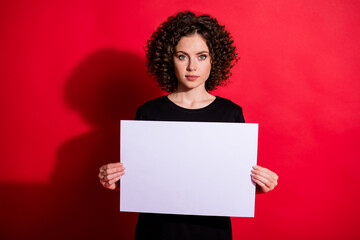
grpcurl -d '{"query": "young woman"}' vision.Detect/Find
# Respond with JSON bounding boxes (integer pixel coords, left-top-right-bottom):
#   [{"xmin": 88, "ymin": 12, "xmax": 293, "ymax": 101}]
[{"xmin": 98, "ymin": 11, "xmax": 278, "ymax": 240}]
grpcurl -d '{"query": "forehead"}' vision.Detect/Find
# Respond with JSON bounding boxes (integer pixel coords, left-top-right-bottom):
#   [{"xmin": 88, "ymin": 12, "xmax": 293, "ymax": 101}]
[{"xmin": 175, "ymin": 34, "xmax": 209, "ymax": 52}]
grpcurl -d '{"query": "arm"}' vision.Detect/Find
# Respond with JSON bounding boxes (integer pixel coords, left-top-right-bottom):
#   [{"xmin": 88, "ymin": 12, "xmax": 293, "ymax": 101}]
[{"xmin": 251, "ymin": 165, "xmax": 278, "ymax": 193}]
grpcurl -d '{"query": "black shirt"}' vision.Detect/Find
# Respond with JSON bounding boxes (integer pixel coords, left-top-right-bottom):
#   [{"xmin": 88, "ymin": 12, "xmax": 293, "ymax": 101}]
[{"xmin": 134, "ymin": 96, "xmax": 245, "ymax": 240}]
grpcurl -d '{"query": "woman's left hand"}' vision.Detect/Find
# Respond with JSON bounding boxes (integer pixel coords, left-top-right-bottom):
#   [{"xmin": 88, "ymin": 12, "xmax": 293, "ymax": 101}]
[{"xmin": 251, "ymin": 165, "xmax": 278, "ymax": 193}]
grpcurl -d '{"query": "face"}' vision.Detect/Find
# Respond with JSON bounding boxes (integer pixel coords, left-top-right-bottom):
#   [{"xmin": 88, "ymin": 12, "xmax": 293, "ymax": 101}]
[{"xmin": 173, "ymin": 34, "xmax": 211, "ymax": 91}]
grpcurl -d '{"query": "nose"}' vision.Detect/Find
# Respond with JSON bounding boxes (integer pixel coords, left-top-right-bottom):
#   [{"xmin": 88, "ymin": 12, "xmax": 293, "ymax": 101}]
[{"xmin": 186, "ymin": 58, "xmax": 196, "ymax": 71}]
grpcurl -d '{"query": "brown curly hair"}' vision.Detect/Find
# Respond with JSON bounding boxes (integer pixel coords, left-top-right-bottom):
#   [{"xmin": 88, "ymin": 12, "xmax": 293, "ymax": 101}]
[{"xmin": 146, "ymin": 11, "xmax": 239, "ymax": 92}]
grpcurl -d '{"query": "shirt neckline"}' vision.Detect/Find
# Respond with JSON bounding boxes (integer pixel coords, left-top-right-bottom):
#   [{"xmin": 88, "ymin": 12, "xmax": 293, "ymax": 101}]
[{"xmin": 164, "ymin": 95, "xmax": 218, "ymax": 112}]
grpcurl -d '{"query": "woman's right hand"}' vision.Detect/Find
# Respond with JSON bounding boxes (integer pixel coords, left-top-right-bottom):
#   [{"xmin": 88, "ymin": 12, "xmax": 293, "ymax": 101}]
[{"xmin": 98, "ymin": 162, "xmax": 125, "ymax": 190}]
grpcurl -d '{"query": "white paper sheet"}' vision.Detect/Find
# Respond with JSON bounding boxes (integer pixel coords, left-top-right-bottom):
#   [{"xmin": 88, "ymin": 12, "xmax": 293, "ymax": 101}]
[{"xmin": 120, "ymin": 120, "xmax": 258, "ymax": 217}]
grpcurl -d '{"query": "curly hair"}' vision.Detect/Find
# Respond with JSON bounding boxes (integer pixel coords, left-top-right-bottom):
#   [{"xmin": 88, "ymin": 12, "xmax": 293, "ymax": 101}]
[{"xmin": 146, "ymin": 11, "xmax": 239, "ymax": 92}]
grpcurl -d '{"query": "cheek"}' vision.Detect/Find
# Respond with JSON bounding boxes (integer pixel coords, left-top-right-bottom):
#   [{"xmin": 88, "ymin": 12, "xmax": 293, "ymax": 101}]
[
  {"xmin": 174, "ymin": 61, "xmax": 186, "ymax": 73},
  {"xmin": 173, "ymin": 63, "xmax": 179, "ymax": 71},
  {"xmin": 173, "ymin": 62, "xmax": 182, "ymax": 79},
  {"xmin": 204, "ymin": 61, "xmax": 212, "ymax": 76}
]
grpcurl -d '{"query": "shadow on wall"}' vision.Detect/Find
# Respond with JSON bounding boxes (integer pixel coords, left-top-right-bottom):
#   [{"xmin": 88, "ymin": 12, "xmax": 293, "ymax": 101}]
[
  {"xmin": 0, "ymin": 49, "xmax": 162, "ymax": 240},
  {"xmin": 47, "ymin": 49, "xmax": 162, "ymax": 239}
]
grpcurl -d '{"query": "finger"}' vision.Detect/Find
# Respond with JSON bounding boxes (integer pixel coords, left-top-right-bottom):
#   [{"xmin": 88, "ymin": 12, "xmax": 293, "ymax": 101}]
[
  {"xmin": 100, "ymin": 179, "xmax": 108, "ymax": 187},
  {"xmin": 251, "ymin": 173, "xmax": 275, "ymax": 190},
  {"xmin": 100, "ymin": 179, "xmax": 117, "ymax": 190},
  {"xmin": 251, "ymin": 177, "xmax": 270, "ymax": 192},
  {"xmin": 99, "ymin": 166, "xmax": 125, "ymax": 176},
  {"xmin": 251, "ymin": 169, "xmax": 278, "ymax": 186},
  {"xmin": 99, "ymin": 163, "xmax": 123, "ymax": 172},
  {"xmin": 99, "ymin": 164, "xmax": 108, "ymax": 172},
  {"xmin": 104, "ymin": 182, "xmax": 117, "ymax": 190},
  {"xmin": 253, "ymin": 165, "xmax": 273, "ymax": 174},
  {"xmin": 108, "ymin": 174, "xmax": 124, "ymax": 185},
  {"xmin": 104, "ymin": 166, "xmax": 125, "ymax": 175},
  {"xmin": 251, "ymin": 169, "xmax": 272, "ymax": 180},
  {"xmin": 107, "ymin": 162, "xmax": 124, "ymax": 169},
  {"xmin": 98, "ymin": 168, "xmax": 124, "ymax": 184},
  {"xmin": 99, "ymin": 168, "xmax": 125, "ymax": 179},
  {"xmin": 253, "ymin": 165, "xmax": 279, "ymax": 180},
  {"xmin": 100, "ymin": 171, "xmax": 125, "ymax": 186},
  {"xmin": 102, "ymin": 171, "xmax": 125, "ymax": 181}
]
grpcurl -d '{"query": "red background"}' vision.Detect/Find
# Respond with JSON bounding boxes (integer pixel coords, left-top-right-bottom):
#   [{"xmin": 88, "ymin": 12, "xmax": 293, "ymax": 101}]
[{"xmin": 1, "ymin": 0, "xmax": 359, "ymax": 239}]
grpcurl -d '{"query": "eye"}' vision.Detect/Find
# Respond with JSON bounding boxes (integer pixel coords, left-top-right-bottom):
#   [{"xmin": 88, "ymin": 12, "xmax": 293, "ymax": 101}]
[
  {"xmin": 177, "ymin": 55, "xmax": 188, "ymax": 60},
  {"xmin": 198, "ymin": 54, "xmax": 207, "ymax": 60}
]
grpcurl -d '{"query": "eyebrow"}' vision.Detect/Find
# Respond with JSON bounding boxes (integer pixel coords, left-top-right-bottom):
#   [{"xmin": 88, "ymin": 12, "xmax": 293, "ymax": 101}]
[{"xmin": 175, "ymin": 51, "xmax": 209, "ymax": 55}]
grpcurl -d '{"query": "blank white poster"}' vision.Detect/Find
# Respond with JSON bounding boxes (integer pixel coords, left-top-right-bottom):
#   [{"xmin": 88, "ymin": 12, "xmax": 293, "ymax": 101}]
[{"xmin": 120, "ymin": 120, "xmax": 258, "ymax": 217}]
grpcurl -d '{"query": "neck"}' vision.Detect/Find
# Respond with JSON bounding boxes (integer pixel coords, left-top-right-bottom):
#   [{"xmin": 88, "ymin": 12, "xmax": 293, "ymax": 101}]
[
  {"xmin": 172, "ymin": 88, "xmax": 210, "ymax": 101},
  {"xmin": 168, "ymin": 87, "xmax": 215, "ymax": 109}
]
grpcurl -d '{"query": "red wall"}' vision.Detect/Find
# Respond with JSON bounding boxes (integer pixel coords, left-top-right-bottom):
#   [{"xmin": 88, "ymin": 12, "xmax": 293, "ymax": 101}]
[{"xmin": 1, "ymin": 1, "xmax": 359, "ymax": 239}]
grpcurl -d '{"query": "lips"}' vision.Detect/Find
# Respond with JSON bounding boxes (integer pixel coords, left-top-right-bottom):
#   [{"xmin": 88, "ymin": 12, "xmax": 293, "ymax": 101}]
[{"xmin": 185, "ymin": 75, "xmax": 199, "ymax": 81}]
